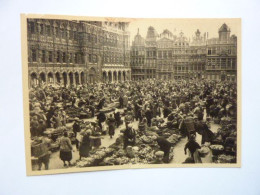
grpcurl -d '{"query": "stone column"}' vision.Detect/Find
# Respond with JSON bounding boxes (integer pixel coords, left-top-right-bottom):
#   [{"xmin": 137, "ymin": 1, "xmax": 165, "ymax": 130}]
[{"xmin": 78, "ymin": 73, "xmax": 81, "ymax": 85}]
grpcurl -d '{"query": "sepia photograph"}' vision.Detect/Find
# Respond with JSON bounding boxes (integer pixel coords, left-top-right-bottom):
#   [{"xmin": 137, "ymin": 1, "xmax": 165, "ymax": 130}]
[{"xmin": 21, "ymin": 15, "xmax": 241, "ymax": 175}]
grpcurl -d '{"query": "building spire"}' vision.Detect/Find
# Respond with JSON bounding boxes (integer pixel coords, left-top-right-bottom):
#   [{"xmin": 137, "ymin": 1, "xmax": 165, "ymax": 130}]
[{"xmin": 137, "ymin": 28, "xmax": 139, "ymax": 35}]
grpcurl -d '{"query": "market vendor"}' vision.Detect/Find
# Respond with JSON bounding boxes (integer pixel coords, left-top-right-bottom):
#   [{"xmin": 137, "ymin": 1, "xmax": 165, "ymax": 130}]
[
  {"xmin": 97, "ymin": 110, "xmax": 106, "ymax": 132},
  {"xmin": 37, "ymin": 134, "xmax": 51, "ymax": 170},
  {"xmin": 114, "ymin": 109, "xmax": 121, "ymax": 128},
  {"xmin": 184, "ymin": 134, "xmax": 202, "ymax": 163},
  {"xmin": 59, "ymin": 131, "xmax": 74, "ymax": 167},
  {"xmin": 79, "ymin": 130, "xmax": 92, "ymax": 160},
  {"xmin": 123, "ymin": 124, "xmax": 136, "ymax": 149},
  {"xmin": 156, "ymin": 136, "xmax": 173, "ymax": 163},
  {"xmin": 107, "ymin": 114, "xmax": 116, "ymax": 139},
  {"xmin": 50, "ymin": 111, "xmax": 62, "ymax": 129},
  {"xmin": 125, "ymin": 110, "xmax": 134, "ymax": 129},
  {"xmin": 30, "ymin": 115, "xmax": 39, "ymax": 137},
  {"xmin": 73, "ymin": 118, "xmax": 81, "ymax": 150}
]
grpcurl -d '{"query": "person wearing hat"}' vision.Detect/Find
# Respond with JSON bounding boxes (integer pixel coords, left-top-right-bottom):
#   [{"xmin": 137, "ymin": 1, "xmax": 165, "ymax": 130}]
[
  {"xmin": 79, "ymin": 130, "xmax": 92, "ymax": 160},
  {"xmin": 59, "ymin": 131, "xmax": 73, "ymax": 167},
  {"xmin": 50, "ymin": 111, "xmax": 62, "ymax": 129},
  {"xmin": 156, "ymin": 136, "xmax": 173, "ymax": 163},
  {"xmin": 114, "ymin": 109, "xmax": 121, "ymax": 128},
  {"xmin": 30, "ymin": 115, "xmax": 39, "ymax": 137},
  {"xmin": 123, "ymin": 124, "xmax": 136, "ymax": 149},
  {"xmin": 106, "ymin": 114, "xmax": 116, "ymax": 139},
  {"xmin": 97, "ymin": 110, "xmax": 106, "ymax": 133},
  {"xmin": 73, "ymin": 118, "xmax": 81, "ymax": 150},
  {"xmin": 38, "ymin": 119, "xmax": 47, "ymax": 136},
  {"xmin": 124, "ymin": 110, "xmax": 134, "ymax": 129},
  {"xmin": 145, "ymin": 108, "xmax": 153, "ymax": 127},
  {"xmin": 37, "ymin": 134, "xmax": 51, "ymax": 170}
]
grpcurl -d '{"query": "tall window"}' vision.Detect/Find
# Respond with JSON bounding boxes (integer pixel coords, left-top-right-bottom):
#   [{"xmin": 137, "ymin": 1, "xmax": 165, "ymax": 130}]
[
  {"xmin": 32, "ymin": 49, "xmax": 36, "ymax": 62},
  {"xmin": 55, "ymin": 27, "xmax": 59, "ymax": 36},
  {"xmin": 42, "ymin": 50, "xmax": 46, "ymax": 63},
  {"xmin": 208, "ymin": 49, "xmax": 212, "ymax": 55},
  {"xmin": 46, "ymin": 25, "xmax": 51, "ymax": 36},
  {"xmin": 74, "ymin": 54, "xmax": 77, "ymax": 63},
  {"xmin": 56, "ymin": 51, "xmax": 60, "ymax": 63},
  {"xmin": 78, "ymin": 54, "xmax": 82, "ymax": 64},
  {"xmin": 29, "ymin": 22, "xmax": 35, "ymax": 34},
  {"xmin": 158, "ymin": 51, "xmax": 162, "ymax": 58},
  {"xmin": 40, "ymin": 24, "xmax": 44, "ymax": 35},
  {"xmin": 73, "ymin": 31, "xmax": 77, "ymax": 40},
  {"xmin": 60, "ymin": 29, "xmax": 64, "ymax": 39},
  {"xmin": 62, "ymin": 52, "xmax": 66, "ymax": 63},
  {"xmin": 163, "ymin": 51, "xmax": 167, "ymax": 59},
  {"xmin": 70, "ymin": 53, "xmax": 73, "ymax": 63},
  {"xmin": 69, "ymin": 30, "xmax": 73, "ymax": 39},
  {"xmin": 168, "ymin": 51, "xmax": 172, "ymax": 58},
  {"xmin": 48, "ymin": 51, "xmax": 53, "ymax": 62}
]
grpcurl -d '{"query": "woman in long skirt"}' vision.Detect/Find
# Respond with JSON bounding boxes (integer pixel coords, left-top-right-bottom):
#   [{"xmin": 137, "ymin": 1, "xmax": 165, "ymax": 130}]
[
  {"xmin": 59, "ymin": 131, "xmax": 73, "ymax": 167},
  {"xmin": 79, "ymin": 130, "xmax": 92, "ymax": 160}
]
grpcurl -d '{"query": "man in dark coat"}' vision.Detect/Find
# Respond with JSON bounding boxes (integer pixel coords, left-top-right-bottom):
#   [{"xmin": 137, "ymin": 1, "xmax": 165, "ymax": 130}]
[
  {"xmin": 123, "ymin": 124, "xmax": 136, "ymax": 149},
  {"xmin": 119, "ymin": 96, "xmax": 124, "ymax": 108},
  {"xmin": 107, "ymin": 114, "xmax": 116, "ymax": 138},
  {"xmin": 201, "ymin": 124, "xmax": 214, "ymax": 145},
  {"xmin": 156, "ymin": 136, "xmax": 173, "ymax": 163},
  {"xmin": 114, "ymin": 109, "xmax": 121, "ymax": 127},
  {"xmin": 73, "ymin": 119, "xmax": 81, "ymax": 150},
  {"xmin": 97, "ymin": 111, "xmax": 106, "ymax": 131},
  {"xmin": 145, "ymin": 108, "xmax": 153, "ymax": 127},
  {"xmin": 184, "ymin": 134, "xmax": 201, "ymax": 163}
]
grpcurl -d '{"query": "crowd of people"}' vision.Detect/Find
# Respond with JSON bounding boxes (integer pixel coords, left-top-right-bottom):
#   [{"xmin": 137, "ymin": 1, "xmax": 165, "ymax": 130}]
[{"xmin": 29, "ymin": 78, "xmax": 237, "ymax": 170}]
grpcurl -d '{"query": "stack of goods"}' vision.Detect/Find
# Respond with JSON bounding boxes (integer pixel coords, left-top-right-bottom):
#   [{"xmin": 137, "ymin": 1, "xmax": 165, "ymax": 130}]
[
  {"xmin": 167, "ymin": 134, "xmax": 182, "ymax": 145},
  {"xmin": 65, "ymin": 106, "xmax": 82, "ymax": 119},
  {"xmin": 65, "ymin": 107, "xmax": 91, "ymax": 120},
  {"xmin": 76, "ymin": 147, "xmax": 115, "ymax": 167},
  {"xmin": 213, "ymin": 124, "xmax": 236, "ymax": 145},
  {"xmin": 210, "ymin": 145, "xmax": 224, "ymax": 156},
  {"xmin": 139, "ymin": 135, "xmax": 154, "ymax": 144},
  {"xmin": 217, "ymin": 154, "xmax": 236, "ymax": 163},
  {"xmin": 102, "ymin": 145, "xmax": 157, "ymax": 165},
  {"xmin": 44, "ymin": 126, "xmax": 73, "ymax": 142}
]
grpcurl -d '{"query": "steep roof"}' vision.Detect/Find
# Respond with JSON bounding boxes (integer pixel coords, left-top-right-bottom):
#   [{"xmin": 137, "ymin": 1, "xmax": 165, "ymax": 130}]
[{"xmin": 219, "ymin": 23, "xmax": 230, "ymax": 32}]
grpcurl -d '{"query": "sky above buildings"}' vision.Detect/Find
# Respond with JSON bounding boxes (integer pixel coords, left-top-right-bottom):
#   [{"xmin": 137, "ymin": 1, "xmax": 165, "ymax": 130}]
[{"xmin": 127, "ymin": 18, "xmax": 240, "ymax": 42}]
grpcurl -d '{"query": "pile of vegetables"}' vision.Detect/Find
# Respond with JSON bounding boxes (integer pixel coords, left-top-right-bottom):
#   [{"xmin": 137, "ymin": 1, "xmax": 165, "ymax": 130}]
[
  {"xmin": 217, "ymin": 154, "xmax": 236, "ymax": 163},
  {"xmin": 76, "ymin": 147, "xmax": 115, "ymax": 167},
  {"xmin": 167, "ymin": 134, "xmax": 182, "ymax": 145}
]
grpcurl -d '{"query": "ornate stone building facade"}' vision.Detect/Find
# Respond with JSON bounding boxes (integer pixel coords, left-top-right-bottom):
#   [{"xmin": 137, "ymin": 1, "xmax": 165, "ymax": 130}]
[
  {"xmin": 206, "ymin": 23, "xmax": 237, "ymax": 81},
  {"xmin": 27, "ymin": 19, "xmax": 131, "ymax": 87},
  {"xmin": 130, "ymin": 23, "xmax": 237, "ymax": 81}
]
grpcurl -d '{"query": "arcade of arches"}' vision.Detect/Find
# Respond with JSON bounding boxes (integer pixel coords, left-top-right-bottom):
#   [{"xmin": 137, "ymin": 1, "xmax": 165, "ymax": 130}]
[
  {"xmin": 102, "ymin": 70, "xmax": 131, "ymax": 83},
  {"xmin": 29, "ymin": 71, "xmax": 87, "ymax": 87},
  {"xmin": 29, "ymin": 69, "xmax": 131, "ymax": 87}
]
